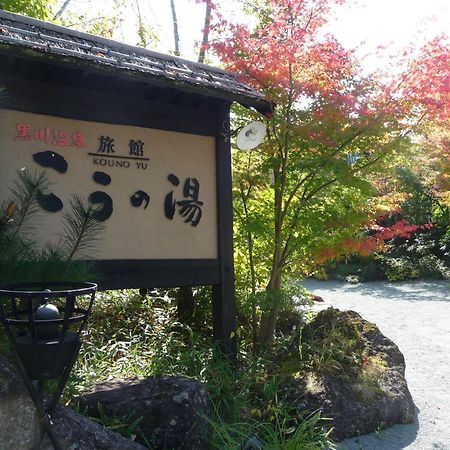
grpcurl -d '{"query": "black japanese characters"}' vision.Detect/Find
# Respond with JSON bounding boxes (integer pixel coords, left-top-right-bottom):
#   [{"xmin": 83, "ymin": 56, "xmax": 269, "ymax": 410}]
[
  {"xmin": 88, "ymin": 191, "xmax": 113, "ymax": 221},
  {"xmin": 164, "ymin": 174, "xmax": 203, "ymax": 226},
  {"xmin": 33, "ymin": 151, "xmax": 68, "ymax": 173},
  {"xmin": 32, "ymin": 151, "xmax": 67, "ymax": 212},
  {"xmin": 98, "ymin": 136, "xmax": 115, "ymax": 153},
  {"xmin": 130, "ymin": 190, "xmax": 150, "ymax": 209},
  {"xmin": 89, "ymin": 169, "xmax": 113, "ymax": 221},
  {"xmin": 93, "ymin": 171, "xmax": 112, "ymax": 185},
  {"xmin": 129, "ymin": 139, "xmax": 144, "ymax": 157},
  {"xmin": 36, "ymin": 191, "xmax": 63, "ymax": 212}
]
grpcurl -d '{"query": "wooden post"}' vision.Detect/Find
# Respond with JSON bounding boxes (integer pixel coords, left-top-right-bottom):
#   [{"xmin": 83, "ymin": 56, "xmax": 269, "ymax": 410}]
[
  {"xmin": 212, "ymin": 104, "xmax": 237, "ymax": 358},
  {"xmin": 177, "ymin": 286, "xmax": 194, "ymax": 324}
]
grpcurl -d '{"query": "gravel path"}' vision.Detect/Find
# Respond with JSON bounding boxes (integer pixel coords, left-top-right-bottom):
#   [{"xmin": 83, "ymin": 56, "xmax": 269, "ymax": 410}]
[{"xmin": 300, "ymin": 279, "xmax": 450, "ymax": 450}]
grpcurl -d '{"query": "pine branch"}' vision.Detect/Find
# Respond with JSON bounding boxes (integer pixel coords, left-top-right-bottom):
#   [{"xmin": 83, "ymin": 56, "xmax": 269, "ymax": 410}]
[
  {"xmin": 61, "ymin": 196, "xmax": 105, "ymax": 261},
  {"xmin": 9, "ymin": 170, "xmax": 51, "ymax": 239}
]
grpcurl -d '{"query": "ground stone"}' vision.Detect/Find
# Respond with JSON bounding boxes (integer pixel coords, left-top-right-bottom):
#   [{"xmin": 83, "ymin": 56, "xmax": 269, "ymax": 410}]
[
  {"xmin": 74, "ymin": 376, "xmax": 211, "ymax": 449},
  {"xmin": 0, "ymin": 355, "xmax": 146, "ymax": 450},
  {"xmin": 283, "ymin": 308, "xmax": 417, "ymax": 440},
  {"xmin": 0, "ymin": 355, "xmax": 36, "ymax": 450}
]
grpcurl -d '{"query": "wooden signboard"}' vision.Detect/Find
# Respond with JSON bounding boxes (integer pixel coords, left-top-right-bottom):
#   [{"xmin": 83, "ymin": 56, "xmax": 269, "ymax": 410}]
[
  {"xmin": 0, "ymin": 109, "xmax": 218, "ymax": 261},
  {"xmin": 0, "ymin": 10, "xmax": 270, "ymax": 354}
]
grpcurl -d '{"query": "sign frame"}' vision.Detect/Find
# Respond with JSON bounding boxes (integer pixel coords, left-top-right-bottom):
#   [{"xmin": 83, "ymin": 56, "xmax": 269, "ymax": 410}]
[{"xmin": 0, "ymin": 64, "xmax": 236, "ymax": 352}]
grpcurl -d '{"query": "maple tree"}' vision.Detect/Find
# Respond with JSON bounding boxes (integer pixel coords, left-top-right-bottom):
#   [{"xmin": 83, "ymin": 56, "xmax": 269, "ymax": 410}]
[
  {"xmin": 413, "ymin": 126, "xmax": 450, "ymax": 209},
  {"xmin": 205, "ymin": 0, "xmax": 450, "ymax": 347}
]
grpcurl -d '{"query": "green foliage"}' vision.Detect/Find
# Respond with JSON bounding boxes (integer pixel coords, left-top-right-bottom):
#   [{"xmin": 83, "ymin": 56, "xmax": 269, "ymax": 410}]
[
  {"xmin": 55, "ymin": 0, "xmax": 124, "ymax": 39},
  {"xmin": 6, "ymin": 170, "xmax": 50, "ymax": 237},
  {"xmin": 52, "ymin": 288, "xmax": 335, "ymax": 449},
  {"xmin": 395, "ymin": 167, "xmax": 434, "ymax": 224},
  {"xmin": 0, "ymin": 281, "xmax": 383, "ymax": 448},
  {"xmin": 67, "ymin": 289, "xmax": 213, "ymax": 395},
  {"xmin": 296, "ymin": 309, "xmax": 367, "ymax": 377},
  {"xmin": 63, "ymin": 195, "xmax": 105, "ymax": 261},
  {"xmin": 230, "ymin": 94, "xmax": 402, "ymax": 346},
  {"xmin": 375, "ymin": 166, "xmax": 450, "ymax": 280},
  {"xmin": 209, "ymin": 410, "xmax": 333, "ymax": 450},
  {"xmin": 88, "ymin": 403, "xmax": 148, "ymax": 445},
  {"xmin": 396, "ymin": 166, "xmax": 449, "ymax": 227},
  {"xmin": 324, "ymin": 256, "xmax": 383, "ymax": 282},
  {"xmin": 0, "ymin": 170, "xmax": 101, "ymax": 285},
  {"xmin": 378, "ymin": 236, "xmax": 449, "ymax": 281},
  {"xmin": 321, "ymin": 161, "xmax": 450, "ymax": 282},
  {"xmin": 0, "ymin": 0, "xmax": 55, "ymax": 19},
  {"xmin": 0, "ymin": 286, "xmax": 386, "ymax": 448},
  {"xmin": 235, "ymin": 279, "xmax": 312, "ymax": 350},
  {"xmin": 232, "ymin": 105, "xmax": 382, "ymax": 288},
  {"xmin": 243, "ymin": 284, "xmax": 310, "ymax": 319},
  {"xmin": 325, "ymin": 251, "xmax": 449, "ymax": 284},
  {"xmin": 379, "ymin": 256, "xmax": 419, "ymax": 281}
]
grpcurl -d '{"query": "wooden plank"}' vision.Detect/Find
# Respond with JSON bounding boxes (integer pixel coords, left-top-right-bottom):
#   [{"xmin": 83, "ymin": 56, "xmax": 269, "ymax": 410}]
[
  {"xmin": 95, "ymin": 259, "xmax": 220, "ymax": 290},
  {"xmin": 0, "ymin": 65, "xmax": 217, "ymax": 136},
  {"xmin": 212, "ymin": 104, "xmax": 237, "ymax": 357}
]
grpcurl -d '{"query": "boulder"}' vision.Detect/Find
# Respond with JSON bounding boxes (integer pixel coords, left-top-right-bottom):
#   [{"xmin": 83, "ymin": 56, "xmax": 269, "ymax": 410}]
[
  {"xmin": 283, "ymin": 308, "xmax": 417, "ymax": 440},
  {"xmin": 0, "ymin": 355, "xmax": 36, "ymax": 450},
  {"xmin": 0, "ymin": 355, "xmax": 146, "ymax": 450},
  {"xmin": 74, "ymin": 376, "xmax": 212, "ymax": 450}
]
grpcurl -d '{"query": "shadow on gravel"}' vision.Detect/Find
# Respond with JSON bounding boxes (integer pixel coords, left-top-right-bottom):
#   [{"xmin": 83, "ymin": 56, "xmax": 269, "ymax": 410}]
[
  {"xmin": 338, "ymin": 415, "xmax": 420, "ymax": 450},
  {"xmin": 301, "ymin": 279, "xmax": 450, "ymax": 303}
]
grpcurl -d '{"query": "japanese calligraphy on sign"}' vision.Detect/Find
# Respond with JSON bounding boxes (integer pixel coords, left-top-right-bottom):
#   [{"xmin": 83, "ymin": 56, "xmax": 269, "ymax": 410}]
[
  {"xmin": 0, "ymin": 109, "xmax": 218, "ymax": 259},
  {"xmin": 15, "ymin": 123, "xmax": 87, "ymax": 147}
]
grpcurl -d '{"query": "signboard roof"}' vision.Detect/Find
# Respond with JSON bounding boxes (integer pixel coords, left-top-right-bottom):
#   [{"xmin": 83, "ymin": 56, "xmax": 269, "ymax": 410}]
[{"xmin": 0, "ymin": 10, "xmax": 271, "ymax": 114}]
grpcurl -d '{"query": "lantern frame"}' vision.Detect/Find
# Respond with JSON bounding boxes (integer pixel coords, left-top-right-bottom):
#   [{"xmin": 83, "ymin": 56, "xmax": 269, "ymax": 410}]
[{"xmin": 0, "ymin": 281, "xmax": 97, "ymax": 450}]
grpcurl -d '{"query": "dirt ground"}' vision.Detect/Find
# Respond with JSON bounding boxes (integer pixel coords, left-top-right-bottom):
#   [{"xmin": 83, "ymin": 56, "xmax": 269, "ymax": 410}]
[{"xmin": 301, "ymin": 279, "xmax": 450, "ymax": 450}]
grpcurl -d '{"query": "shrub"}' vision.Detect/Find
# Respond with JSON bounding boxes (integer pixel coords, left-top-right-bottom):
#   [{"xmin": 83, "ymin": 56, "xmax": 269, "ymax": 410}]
[
  {"xmin": 379, "ymin": 257, "xmax": 420, "ymax": 281},
  {"xmin": 56, "ymin": 289, "xmax": 335, "ymax": 449}
]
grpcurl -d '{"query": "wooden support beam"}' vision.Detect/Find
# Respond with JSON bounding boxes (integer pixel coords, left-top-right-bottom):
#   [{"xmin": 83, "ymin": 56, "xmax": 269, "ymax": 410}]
[{"xmin": 212, "ymin": 104, "xmax": 237, "ymax": 358}]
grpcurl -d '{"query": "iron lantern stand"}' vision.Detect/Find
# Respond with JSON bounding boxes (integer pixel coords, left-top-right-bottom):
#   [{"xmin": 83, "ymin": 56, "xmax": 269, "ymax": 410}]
[{"xmin": 0, "ymin": 281, "xmax": 97, "ymax": 450}]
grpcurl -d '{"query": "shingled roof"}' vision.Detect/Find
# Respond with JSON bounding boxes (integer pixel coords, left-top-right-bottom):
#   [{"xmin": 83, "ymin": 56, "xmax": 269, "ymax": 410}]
[{"xmin": 0, "ymin": 10, "xmax": 271, "ymax": 113}]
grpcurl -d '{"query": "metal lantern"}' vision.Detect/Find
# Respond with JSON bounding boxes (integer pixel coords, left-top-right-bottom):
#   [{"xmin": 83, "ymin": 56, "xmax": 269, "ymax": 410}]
[{"xmin": 0, "ymin": 281, "xmax": 97, "ymax": 450}]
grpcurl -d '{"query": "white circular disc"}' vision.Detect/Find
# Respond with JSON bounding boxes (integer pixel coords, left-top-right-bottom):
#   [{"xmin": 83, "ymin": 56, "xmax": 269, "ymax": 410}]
[{"xmin": 236, "ymin": 121, "xmax": 266, "ymax": 150}]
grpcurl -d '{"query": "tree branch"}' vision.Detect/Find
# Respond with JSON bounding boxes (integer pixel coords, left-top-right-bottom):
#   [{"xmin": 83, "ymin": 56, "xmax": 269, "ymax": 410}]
[{"xmin": 170, "ymin": 0, "xmax": 181, "ymax": 56}]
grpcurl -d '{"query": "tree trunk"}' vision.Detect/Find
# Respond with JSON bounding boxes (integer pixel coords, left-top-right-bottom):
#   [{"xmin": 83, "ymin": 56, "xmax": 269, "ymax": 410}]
[
  {"xmin": 239, "ymin": 181, "xmax": 258, "ymax": 348},
  {"xmin": 258, "ymin": 270, "xmax": 282, "ymax": 347},
  {"xmin": 258, "ymin": 164, "xmax": 284, "ymax": 348},
  {"xmin": 257, "ymin": 251, "xmax": 284, "ymax": 349},
  {"xmin": 198, "ymin": 2, "xmax": 212, "ymax": 63},
  {"xmin": 170, "ymin": 0, "xmax": 181, "ymax": 56},
  {"xmin": 176, "ymin": 286, "xmax": 194, "ymax": 324},
  {"xmin": 53, "ymin": 0, "xmax": 72, "ymax": 20}
]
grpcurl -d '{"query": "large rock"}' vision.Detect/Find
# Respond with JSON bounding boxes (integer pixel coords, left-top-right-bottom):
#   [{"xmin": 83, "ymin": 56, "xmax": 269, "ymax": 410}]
[
  {"xmin": 0, "ymin": 355, "xmax": 37, "ymax": 450},
  {"xmin": 283, "ymin": 308, "xmax": 417, "ymax": 440},
  {"xmin": 75, "ymin": 376, "xmax": 211, "ymax": 450},
  {"xmin": 0, "ymin": 355, "xmax": 146, "ymax": 450}
]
